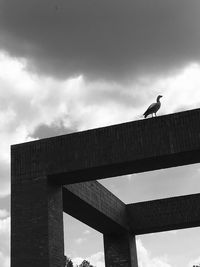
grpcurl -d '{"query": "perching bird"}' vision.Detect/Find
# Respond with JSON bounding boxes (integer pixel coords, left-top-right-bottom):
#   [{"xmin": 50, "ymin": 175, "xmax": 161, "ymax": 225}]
[{"xmin": 143, "ymin": 95, "xmax": 163, "ymax": 118}]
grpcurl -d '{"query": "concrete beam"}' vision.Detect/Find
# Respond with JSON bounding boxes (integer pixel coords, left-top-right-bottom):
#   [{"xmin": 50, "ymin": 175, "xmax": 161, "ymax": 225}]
[
  {"xmin": 127, "ymin": 193, "xmax": 200, "ymax": 234},
  {"xmin": 63, "ymin": 181, "xmax": 129, "ymax": 234},
  {"xmin": 64, "ymin": 183, "xmax": 200, "ymax": 235},
  {"xmin": 11, "ymin": 108, "xmax": 200, "ymax": 184},
  {"xmin": 63, "ymin": 182, "xmax": 138, "ymax": 266}
]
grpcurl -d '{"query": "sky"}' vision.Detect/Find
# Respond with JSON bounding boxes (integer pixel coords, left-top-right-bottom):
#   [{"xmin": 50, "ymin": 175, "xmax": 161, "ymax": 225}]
[{"xmin": 0, "ymin": 0, "xmax": 200, "ymax": 266}]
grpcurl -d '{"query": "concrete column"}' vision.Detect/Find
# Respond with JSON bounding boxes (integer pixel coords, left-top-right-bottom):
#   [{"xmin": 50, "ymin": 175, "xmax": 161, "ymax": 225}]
[
  {"xmin": 11, "ymin": 176, "xmax": 64, "ymax": 267},
  {"xmin": 104, "ymin": 232, "xmax": 138, "ymax": 267}
]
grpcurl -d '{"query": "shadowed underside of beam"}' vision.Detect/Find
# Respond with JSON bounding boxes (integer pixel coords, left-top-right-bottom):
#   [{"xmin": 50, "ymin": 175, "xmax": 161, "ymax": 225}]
[
  {"xmin": 127, "ymin": 193, "xmax": 200, "ymax": 234},
  {"xmin": 63, "ymin": 181, "xmax": 129, "ymax": 234},
  {"xmin": 12, "ymin": 108, "xmax": 200, "ymax": 185},
  {"xmin": 63, "ymin": 181, "xmax": 200, "ymax": 235}
]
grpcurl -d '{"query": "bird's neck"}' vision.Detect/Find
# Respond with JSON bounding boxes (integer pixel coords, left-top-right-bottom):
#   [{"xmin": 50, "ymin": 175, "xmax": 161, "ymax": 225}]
[{"xmin": 157, "ymin": 98, "xmax": 161, "ymax": 103}]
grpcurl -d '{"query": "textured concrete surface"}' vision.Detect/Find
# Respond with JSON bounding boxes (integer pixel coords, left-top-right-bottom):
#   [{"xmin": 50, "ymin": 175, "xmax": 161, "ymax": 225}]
[
  {"xmin": 127, "ymin": 193, "xmax": 200, "ymax": 234},
  {"xmin": 104, "ymin": 233, "xmax": 138, "ymax": 267},
  {"xmin": 63, "ymin": 181, "xmax": 129, "ymax": 233},
  {"xmin": 11, "ymin": 108, "xmax": 200, "ymax": 267},
  {"xmin": 11, "ymin": 176, "xmax": 64, "ymax": 267},
  {"xmin": 11, "ymin": 108, "xmax": 200, "ymax": 184}
]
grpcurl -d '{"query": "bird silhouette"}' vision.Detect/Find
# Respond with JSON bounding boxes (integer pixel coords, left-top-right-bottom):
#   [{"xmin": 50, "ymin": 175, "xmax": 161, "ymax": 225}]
[{"xmin": 143, "ymin": 95, "xmax": 163, "ymax": 118}]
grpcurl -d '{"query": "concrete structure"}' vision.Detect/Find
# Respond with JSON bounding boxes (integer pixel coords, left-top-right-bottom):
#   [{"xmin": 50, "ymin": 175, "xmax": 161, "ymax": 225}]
[{"xmin": 11, "ymin": 108, "xmax": 200, "ymax": 267}]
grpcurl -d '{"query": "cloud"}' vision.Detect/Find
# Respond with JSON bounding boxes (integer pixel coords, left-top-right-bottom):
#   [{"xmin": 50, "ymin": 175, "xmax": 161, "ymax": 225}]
[
  {"xmin": 0, "ymin": 162, "xmax": 10, "ymax": 198},
  {"xmin": 0, "ymin": 196, "xmax": 10, "ymax": 213},
  {"xmin": 74, "ymin": 237, "xmax": 86, "ymax": 245},
  {"xmin": 30, "ymin": 121, "xmax": 75, "ymax": 139},
  {"xmin": 1, "ymin": 49, "xmax": 200, "ymax": 199},
  {"xmin": 0, "ymin": 0, "xmax": 200, "ymax": 81},
  {"xmin": 0, "ymin": 51, "xmax": 73, "ymax": 196},
  {"xmin": 87, "ymin": 252, "xmax": 104, "ymax": 267},
  {"xmin": 71, "ymin": 256, "xmax": 84, "ymax": 266},
  {"xmin": 188, "ymin": 256, "xmax": 200, "ymax": 267},
  {"xmin": 0, "ymin": 252, "xmax": 9, "ymax": 267},
  {"xmin": 137, "ymin": 239, "xmax": 173, "ymax": 267},
  {"xmin": 0, "ymin": 209, "xmax": 9, "ymax": 219},
  {"xmin": 1, "ymin": 48, "xmax": 200, "ymax": 200},
  {"xmin": 0, "ymin": 217, "xmax": 10, "ymax": 267},
  {"xmin": 83, "ymin": 230, "xmax": 91, "ymax": 235}
]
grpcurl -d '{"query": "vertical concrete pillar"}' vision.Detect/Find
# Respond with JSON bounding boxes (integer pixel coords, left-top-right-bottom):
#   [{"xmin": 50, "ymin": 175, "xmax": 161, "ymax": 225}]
[
  {"xmin": 104, "ymin": 232, "xmax": 138, "ymax": 267},
  {"xmin": 11, "ymin": 176, "xmax": 64, "ymax": 267}
]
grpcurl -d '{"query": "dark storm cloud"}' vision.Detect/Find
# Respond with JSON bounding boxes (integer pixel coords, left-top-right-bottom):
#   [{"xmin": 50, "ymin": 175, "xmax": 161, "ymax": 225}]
[
  {"xmin": 30, "ymin": 121, "xmax": 76, "ymax": 139},
  {"xmin": 0, "ymin": 0, "xmax": 200, "ymax": 81}
]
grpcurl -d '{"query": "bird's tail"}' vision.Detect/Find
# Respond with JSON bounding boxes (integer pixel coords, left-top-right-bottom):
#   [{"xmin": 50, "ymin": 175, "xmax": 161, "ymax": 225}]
[{"xmin": 143, "ymin": 112, "xmax": 147, "ymax": 118}]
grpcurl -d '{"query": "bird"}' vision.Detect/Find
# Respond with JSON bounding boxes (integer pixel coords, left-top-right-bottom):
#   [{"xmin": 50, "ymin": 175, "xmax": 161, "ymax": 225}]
[{"xmin": 143, "ymin": 95, "xmax": 163, "ymax": 118}]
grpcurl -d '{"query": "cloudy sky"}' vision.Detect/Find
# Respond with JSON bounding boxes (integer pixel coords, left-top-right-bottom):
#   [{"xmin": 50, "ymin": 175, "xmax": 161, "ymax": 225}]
[{"xmin": 1, "ymin": 0, "xmax": 200, "ymax": 266}]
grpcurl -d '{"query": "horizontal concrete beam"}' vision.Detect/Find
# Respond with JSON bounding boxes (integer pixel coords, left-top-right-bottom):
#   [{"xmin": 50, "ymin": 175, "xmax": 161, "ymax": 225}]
[
  {"xmin": 63, "ymin": 181, "xmax": 129, "ymax": 234},
  {"xmin": 127, "ymin": 193, "xmax": 200, "ymax": 234},
  {"xmin": 11, "ymin": 108, "xmax": 200, "ymax": 184},
  {"xmin": 63, "ymin": 183, "xmax": 200, "ymax": 235}
]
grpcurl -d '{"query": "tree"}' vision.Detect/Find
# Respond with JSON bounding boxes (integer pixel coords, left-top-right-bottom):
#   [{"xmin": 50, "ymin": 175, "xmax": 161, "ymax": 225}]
[
  {"xmin": 64, "ymin": 255, "xmax": 73, "ymax": 267},
  {"xmin": 79, "ymin": 260, "xmax": 94, "ymax": 267}
]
